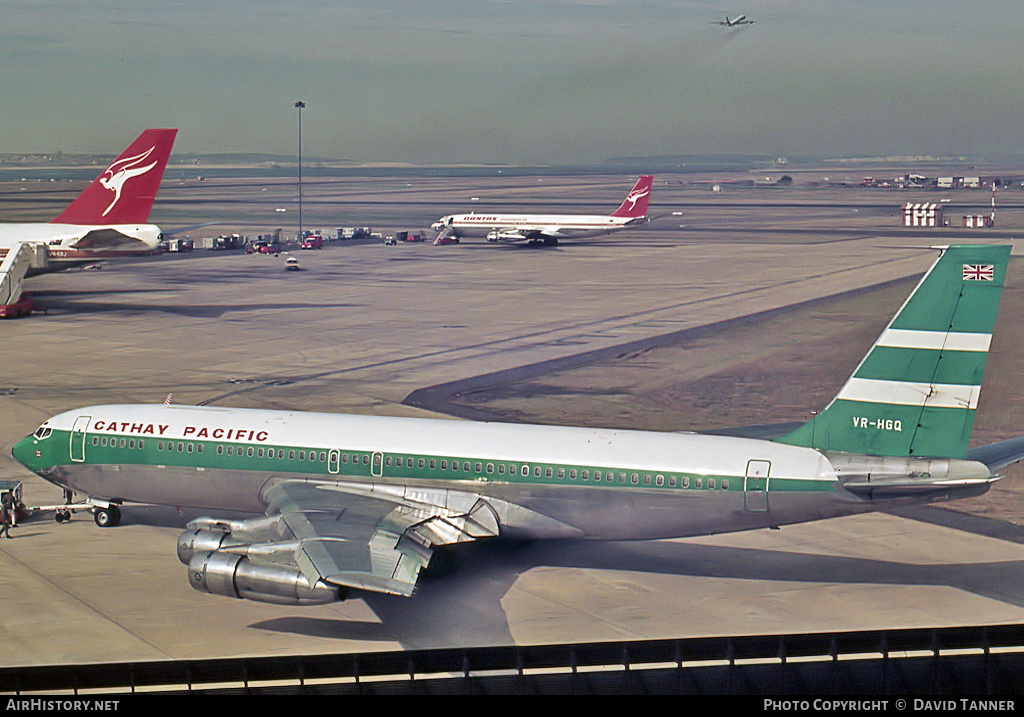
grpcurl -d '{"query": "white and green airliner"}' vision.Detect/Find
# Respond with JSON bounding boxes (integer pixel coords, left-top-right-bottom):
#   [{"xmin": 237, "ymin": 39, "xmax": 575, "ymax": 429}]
[{"xmin": 12, "ymin": 244, "xmax": 1024, "ymax": 606}]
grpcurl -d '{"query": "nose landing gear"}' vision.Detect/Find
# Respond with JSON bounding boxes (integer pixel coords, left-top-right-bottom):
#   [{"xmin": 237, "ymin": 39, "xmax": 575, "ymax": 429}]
[{"xmin": 31, "ymin": 489, "xmax": 123, "ymax": 527}]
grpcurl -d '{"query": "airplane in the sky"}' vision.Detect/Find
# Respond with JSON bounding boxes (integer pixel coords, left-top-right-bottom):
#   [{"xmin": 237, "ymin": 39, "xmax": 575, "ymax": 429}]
[
  {"xmin": 431, "ymin": 175, "xmax": 653, "ymax": 246},
  {"xmin": 717, "ymin": 15, "xmax": 754, "ymax": 26},
  {"xmin": 12, "ymin": 244, "xmax": 1023, "ymax": 605},
  {"xmin": 0, "ymin": 129, "xmax": 177, "ymax": 314}
]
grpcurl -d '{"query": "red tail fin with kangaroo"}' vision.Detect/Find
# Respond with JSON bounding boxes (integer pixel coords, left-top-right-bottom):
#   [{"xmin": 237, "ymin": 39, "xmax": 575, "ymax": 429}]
[
  {"xmin": 53, "ymin": 129, "xmax": 177, "ymax": 225},
  {"xmin": 610, "ymin": 175, "xmax": 653, "ymax": 218}
]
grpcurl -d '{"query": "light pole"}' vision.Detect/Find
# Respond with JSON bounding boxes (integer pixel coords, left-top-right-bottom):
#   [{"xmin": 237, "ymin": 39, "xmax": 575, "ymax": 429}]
[{"xmin": 295, "ymin": 101, "xmax": 305, "ymax": 241}]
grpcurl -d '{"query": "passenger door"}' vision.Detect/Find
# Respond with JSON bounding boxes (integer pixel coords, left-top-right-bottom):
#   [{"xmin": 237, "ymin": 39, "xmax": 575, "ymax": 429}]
[
  {"xmin": 70, "ymin": 416, "xmax": 91, "ymax": 463},
  {"xmin": 744, "ymin": 459, "xmax": 770, "ymax": 512}
]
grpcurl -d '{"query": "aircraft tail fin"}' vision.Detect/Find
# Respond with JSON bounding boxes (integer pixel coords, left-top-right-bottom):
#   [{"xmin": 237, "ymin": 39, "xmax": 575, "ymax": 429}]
[
  {"xmin": 776, "ymin": 245, "xmax": 1011, "ymax": 459},
  {"xmin": 53, "ymin": 129, "xmax": 177, "ymax": 225},
  {"xmin": 610, "ymin": 175, "xmax": 653, "ymax": 218}
]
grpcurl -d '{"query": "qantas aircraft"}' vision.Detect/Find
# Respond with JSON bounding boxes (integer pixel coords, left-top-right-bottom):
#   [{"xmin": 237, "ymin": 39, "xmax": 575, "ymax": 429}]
[
  {"xmin": 431, "ymin": 175, "xmax": 653, "ymax": 246},
  {"xmin": 12, "ymin": 245, "xmax": 1024, "ymax": 605},
  {"xmin": 0, "ymin": 129, "xmax": 177, "ymax": 313},
  {"xmin": 717, "ymin": 15, "xmax": 754, "ymax": 26}
]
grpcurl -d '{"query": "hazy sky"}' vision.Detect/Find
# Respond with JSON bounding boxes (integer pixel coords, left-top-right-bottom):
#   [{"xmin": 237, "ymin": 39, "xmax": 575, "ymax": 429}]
[{"xmin": 3, "ymin": 1, "xmax": 1023, "ymax": 164}]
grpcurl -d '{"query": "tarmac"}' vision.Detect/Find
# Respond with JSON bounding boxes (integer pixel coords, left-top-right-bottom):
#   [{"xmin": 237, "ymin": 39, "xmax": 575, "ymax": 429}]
[{"xmin": 3, "ymin": 175, "xmax": 1024, "ymax": 667}]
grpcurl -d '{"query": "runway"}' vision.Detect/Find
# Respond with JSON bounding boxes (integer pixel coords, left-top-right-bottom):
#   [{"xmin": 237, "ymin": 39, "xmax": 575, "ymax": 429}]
[{"xmin": 2, "ymin": 175, "xmax": 1024, "ymax": 667}]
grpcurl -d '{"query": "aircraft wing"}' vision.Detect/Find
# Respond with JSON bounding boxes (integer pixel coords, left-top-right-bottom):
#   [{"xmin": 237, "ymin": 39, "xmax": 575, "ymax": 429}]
[
  {"xmin": 257, "ymin": 479, "xmax": 500, "ymax": 597},
  {"xmin": 490, "ymin": 225, "xmax": 566, "ymax": 242}
]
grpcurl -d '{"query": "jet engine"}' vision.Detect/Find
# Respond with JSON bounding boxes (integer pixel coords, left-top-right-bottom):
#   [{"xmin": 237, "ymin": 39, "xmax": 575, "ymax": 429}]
[
  {"xmin": 492, "ymin": 230, "xmax": 527, "ymax": 242},
  {"xmin": 187, "ymin": 550, "xmax": 345, "ymax": 606},
  {"xmin": 179, "ymin": 518, "xmax": 345, "ymax": 606},
  {"xmin": 177, "ymin": 527, "xmax": 243, "ymax": 563}
]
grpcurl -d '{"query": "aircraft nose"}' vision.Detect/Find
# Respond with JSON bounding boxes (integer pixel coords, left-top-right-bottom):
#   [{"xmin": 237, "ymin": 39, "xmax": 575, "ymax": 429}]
[{"xmin": 11, "ymin": 434, "xmax": 38, "ymax": 471}]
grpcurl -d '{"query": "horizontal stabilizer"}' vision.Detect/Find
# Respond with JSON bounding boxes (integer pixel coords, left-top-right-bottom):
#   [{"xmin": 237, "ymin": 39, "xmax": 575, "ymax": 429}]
[
  {"xmin": 71, "ymin": 228, "xmax": 156, "ymax": 250},
  {"xmin": 966, "ymin": 436, "xmax": 1024, "ymax": 472}
]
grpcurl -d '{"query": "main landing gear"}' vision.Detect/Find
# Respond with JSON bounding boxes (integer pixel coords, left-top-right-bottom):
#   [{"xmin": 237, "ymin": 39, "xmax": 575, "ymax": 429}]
[{"xmin": 92, "ymin": 504, "xmax": 122, "ymax": 528}]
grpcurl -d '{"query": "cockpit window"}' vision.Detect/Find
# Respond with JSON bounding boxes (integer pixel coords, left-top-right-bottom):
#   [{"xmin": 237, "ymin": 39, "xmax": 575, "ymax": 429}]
[{"xmin": 33, "ymin": 426, "xmax": 53, "ymax": 440}]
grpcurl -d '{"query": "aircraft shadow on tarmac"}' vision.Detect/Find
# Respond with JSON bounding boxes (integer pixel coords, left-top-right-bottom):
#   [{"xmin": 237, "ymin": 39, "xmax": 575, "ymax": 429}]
[
  {"xmin": 25, "ymin": 289, "xmax": 360, "ymax": 318},
  {"xmin": 248, "ymin": 507, "xmax": 1024, "ymax": 648},
  {"xmin": 22, "ymin": 501, "xmax": 1024, "ymax": 648}
]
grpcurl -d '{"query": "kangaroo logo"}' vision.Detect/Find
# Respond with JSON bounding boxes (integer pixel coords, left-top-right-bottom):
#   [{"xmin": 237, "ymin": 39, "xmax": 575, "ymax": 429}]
[
  {"xmin": 624, "ymin": 187, "xmax": 650, "ymax": 212},
  {"xmin": 98, "ymin": 146, "xmax": 158, "ymax": 217}
]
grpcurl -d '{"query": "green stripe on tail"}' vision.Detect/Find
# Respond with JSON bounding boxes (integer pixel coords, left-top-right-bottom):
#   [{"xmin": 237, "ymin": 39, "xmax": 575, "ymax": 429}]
[{"xmin": 777, "ymin": 245, "xmax": 1010, "ymax": 458}]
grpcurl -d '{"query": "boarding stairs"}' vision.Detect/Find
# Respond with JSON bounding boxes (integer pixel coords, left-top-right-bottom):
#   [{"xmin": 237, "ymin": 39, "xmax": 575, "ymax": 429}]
[
  {"xmin": 433, "ymin": 226, "xmax": 455, "ymax": 245},
  {"xmin": 0, "ymin": 242, "xmax": 46, "ymax": 317}
]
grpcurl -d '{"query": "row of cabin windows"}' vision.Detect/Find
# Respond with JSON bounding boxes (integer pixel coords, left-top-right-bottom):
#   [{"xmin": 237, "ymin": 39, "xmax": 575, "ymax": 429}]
[
  {"xmin": 93, "ymin": 436, "xmax": 144, "ymax": 450},
  {"xmin": 385, "ymin": 457, "xmax": 728, "ymax": 491},
  {"xmin": 99, "ymin": 439, "xmax": 337, "ymax": 465},
  {"xmin": 89, "ymin": 437, "xmax": 728, "ymax": 490},
  {"xmin": 211, "ymin": 445, "xmax": 329, "ymax": 462},
  {"xmin": 158, "ymin": 441, "xmax": 202, "ymax": 454}
]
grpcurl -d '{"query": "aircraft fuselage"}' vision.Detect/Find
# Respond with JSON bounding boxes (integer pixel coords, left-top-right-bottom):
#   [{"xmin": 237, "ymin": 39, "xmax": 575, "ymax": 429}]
[
  {"xmin": 12, "ymin": 404, "xmax": 989, "ymax": 542},
  {"xmin": 0, "ymin": 223, "xmax": 163, "ymax": 274},
  {"xmin": 434, "ymin": 214, "xmax": 640, "ymax": 242}
]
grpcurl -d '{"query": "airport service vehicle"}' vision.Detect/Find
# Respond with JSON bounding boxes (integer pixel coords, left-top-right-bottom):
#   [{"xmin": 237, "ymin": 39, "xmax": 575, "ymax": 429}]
[
  {"xmin": 0, "ymin": 294, "xmax": 35, "ymax": 318},
  {"xmin": 300, "ymin": 236, "xmax": 323, "ymax": 250},
  {"xmin": 394, "ymin": 230, "xmax": 424, "ymax": 243},
  {"xmin": 286, "ymin": 256, "xmax": 301, "ymax": 271},
  {"xmin": 0, "ymin": 129, "xmax": 177, "ymax": 315},
  {"xmin": 431, "ymin": 175, "xmax": 653, "ymax": 246},
  {"xmin": 0, "ymin": 481, "xmax": 26, "ymax": 524},
  {"xmin": 13, "ymin": 245, "xmax": 1024, "ymax": 605}
]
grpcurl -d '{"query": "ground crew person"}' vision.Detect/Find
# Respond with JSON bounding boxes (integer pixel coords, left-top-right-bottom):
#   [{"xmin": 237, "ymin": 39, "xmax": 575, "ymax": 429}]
[{"xmin": 1, "ymin": 491, "xmax": 13, "ymax": 539}]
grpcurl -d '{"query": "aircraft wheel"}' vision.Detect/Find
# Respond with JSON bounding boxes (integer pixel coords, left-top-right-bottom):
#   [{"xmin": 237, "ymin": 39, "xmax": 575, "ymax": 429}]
[{"xmin": 94, "ymin": 505, "xmax": 121, "ymax": 528}]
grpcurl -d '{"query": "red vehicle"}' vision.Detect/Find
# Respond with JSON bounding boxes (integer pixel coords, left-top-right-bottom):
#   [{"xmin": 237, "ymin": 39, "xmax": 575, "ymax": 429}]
[
  {"xmin": 300, "ymin": 236, "xmax": 323, "ymax": 249},
  {"xmin": 0, "ymin": 294, "xmax": 36, "ymax": 318},
  {"xmin": 258, "ymin": 242, "xmax": 282, "ymax": 254}
]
